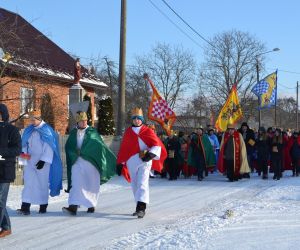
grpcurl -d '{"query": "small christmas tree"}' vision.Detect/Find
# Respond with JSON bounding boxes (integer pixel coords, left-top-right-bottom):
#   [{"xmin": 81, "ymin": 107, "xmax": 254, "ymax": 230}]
[
  {"xmin": 83, "ymin": 94, "xmax": 93, "ymax": 126},
  {"xmin": 97, "ymin": 96, "xmax": 115, "ymax": 135}
]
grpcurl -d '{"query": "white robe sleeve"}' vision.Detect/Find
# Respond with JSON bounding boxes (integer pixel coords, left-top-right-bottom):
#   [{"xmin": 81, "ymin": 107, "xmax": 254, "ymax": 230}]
[
  {"xmin": 149, "ymin": 145, "xmax": 161, "ymax": 160},
  {"xmin": 40, "ymin": 142, "xmax": 54, "ymax": 164}
]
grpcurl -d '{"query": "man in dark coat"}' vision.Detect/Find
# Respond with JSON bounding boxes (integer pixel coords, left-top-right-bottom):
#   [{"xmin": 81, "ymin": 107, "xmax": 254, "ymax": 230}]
[
  {"xmin": 238, "ymin": 122, "xmax": 255, "ymax": 175},
  {"xmin": 0, "ymin": 104, "xmax": 21, "ymax": 237}
]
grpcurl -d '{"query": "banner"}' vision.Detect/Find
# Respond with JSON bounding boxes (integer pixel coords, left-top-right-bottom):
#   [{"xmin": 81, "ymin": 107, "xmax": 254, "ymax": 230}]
[
  {"xmin": 144, "ymin": 74, "xmax": 176, "ymax": 136},
  {"xmin": 215, "ymin": 84, "xmax": 243, "ymax": 132},
  {"xmin": 251, "ymin": 71, "xmax": 277, "ymax": 108}
]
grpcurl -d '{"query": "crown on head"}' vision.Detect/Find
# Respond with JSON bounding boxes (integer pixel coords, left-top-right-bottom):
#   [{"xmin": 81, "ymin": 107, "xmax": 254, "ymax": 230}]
[
  {"xmin": 75, "ymin": 111, "xmax": 88, "ymax": 122},
  {"xmin": 131, "ymin": 107, "xmax": 143, "ymax": 117},
  {"xmin": 28, "ymin": 109, "xmax": 41, "ymax": 118}
]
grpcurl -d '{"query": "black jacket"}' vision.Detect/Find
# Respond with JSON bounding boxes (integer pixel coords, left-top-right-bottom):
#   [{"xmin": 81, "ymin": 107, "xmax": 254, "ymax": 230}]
[{"xmin": 0, "ymin": 122, "xmax": 22, "ymax": 183}]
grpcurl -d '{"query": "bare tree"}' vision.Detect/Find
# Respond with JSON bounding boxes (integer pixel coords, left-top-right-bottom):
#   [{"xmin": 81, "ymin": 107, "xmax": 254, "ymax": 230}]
[
  {"xmin": 134, "ymin": 42, "xmax": 196, "ymax": 109},
  {"xmin": 199, "ymin": 30, "xmax": 266, "ymax": 113}
]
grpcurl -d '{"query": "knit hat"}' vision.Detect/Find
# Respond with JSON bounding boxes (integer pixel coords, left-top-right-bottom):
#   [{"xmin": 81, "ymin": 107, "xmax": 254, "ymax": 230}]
[
  {"xmin": 258, "ymin": 127, "xmax": 266, "ymax": 133},
  {"xmin": 0, "ymin": 104, "xmax": 9, "ymax": 122},
  {"xmin": 241, "ymin": 122, "xmax": 248, "ymax": 128}
]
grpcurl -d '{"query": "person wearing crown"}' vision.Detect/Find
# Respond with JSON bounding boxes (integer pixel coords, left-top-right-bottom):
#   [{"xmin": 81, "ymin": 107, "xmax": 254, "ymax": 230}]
[
  {"xmin": 218, "ymin": 123, "xmax": 250, "ymax": 182},
  {"xmin": 17, "ymin": 109, "xmax": 62, "ymax": 215},
  {"xmin": 62, "ymin": 111, "xmax": 116, "ymax": 215},
  {"xmin": 116, "ymin": 107, "xmax": 167, "ymax": 218}
]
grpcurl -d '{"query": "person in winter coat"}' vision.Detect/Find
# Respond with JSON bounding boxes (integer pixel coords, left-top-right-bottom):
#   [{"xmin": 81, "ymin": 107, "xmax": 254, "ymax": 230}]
[
  {"xmin": 290, "ymin": 131, "xmax": 300, "ymax": 177},
  {"xmin": 255, "ymin": 127, "xmax": 270, "ymax": 179},
  {"xmin": 165, "ymin": 132, "xmax": 181, "ymax": 180},
  {"xmin": 270, "ymin": 128, "xmax": 284, "ymax": 180},
  {"xmin": 0, "ymin": 104, "xmax": 21, "ymax": 238}
]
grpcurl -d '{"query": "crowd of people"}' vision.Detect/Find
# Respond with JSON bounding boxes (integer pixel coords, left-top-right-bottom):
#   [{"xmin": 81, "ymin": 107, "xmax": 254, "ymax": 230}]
[
  {"xmin": 156, "ymin": 121, "xmax": 300, "ymax": 182},
  {"xmin": 1, "ymin": 103, "xmax": 300, "ymax": 239}
]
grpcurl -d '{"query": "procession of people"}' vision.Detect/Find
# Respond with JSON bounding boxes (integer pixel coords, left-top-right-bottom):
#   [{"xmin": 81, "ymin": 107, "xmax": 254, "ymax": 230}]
[{"xmin": 1, "ymin": 103, "xmax": 300, "ymax": 238}]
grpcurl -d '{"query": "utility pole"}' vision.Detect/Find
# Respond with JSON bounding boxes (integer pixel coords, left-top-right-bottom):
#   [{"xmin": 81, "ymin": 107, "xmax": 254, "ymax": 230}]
[
  {"xmin": 116, "ymin": 0, "xmax": 127, "ymax": 136},
  {"xmin": 256, "ymin": 57, "xmax": 261, "ymax": 128},
  {"xmin": 297, "ymin": 81, "xmax": 299, "ymax": 131}
]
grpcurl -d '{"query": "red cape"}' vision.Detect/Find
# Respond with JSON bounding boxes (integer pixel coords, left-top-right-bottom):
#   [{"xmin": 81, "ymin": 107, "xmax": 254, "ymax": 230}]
[{"xmin": 117, "ymin": 125, "xmax": 167, "ymax": 182}]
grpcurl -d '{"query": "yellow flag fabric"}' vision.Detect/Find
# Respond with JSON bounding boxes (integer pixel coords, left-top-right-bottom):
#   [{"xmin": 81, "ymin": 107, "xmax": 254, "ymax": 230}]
[{"xmin": 215, "ymin": 84, "xmax": 243, "ymax": 132}]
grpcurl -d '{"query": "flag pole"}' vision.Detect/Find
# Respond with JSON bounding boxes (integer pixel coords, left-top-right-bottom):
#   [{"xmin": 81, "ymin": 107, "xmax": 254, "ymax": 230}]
[
  {"xmin": 256, "ymin": 57, "xmax": 261, "ymax": 128},
  {"xmin": 274, "ymin": 70, "xmax": 278, "ymax": 127}
]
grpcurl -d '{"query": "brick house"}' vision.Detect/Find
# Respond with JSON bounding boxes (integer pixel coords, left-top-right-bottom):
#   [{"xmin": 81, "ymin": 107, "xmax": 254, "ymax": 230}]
[{"xmin": 0, "ymin": 8, "xmax": 107, "ymax": 134}]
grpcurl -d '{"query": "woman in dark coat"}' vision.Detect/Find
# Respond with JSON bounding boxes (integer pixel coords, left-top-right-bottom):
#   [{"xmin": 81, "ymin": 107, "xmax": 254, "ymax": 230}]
[
  {"xmin": 270, "ymin": 128, "xmax": 284, "ymax": 180},
  {"xmin": 256, "ymin": 127, "xmax": 270, "ymax": 179}
]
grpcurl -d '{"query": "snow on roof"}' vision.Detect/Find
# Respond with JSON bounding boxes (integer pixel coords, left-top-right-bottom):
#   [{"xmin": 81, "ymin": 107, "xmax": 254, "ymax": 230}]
[{"xmin": 1, "ymin": 57, "xmax": 107, "ymax": 88}]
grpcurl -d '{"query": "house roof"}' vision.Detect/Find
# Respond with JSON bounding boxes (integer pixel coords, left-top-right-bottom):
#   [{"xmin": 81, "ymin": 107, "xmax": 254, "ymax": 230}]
[{"xmin": 0, "ymin": 8, "xmax": 107, "ymax": 88}]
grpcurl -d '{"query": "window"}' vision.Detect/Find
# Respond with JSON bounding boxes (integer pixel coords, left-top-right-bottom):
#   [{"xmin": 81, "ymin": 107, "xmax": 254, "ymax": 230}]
[{"xmin": 20, "ymin": 87, "xmax": 34, "ymax": 114}]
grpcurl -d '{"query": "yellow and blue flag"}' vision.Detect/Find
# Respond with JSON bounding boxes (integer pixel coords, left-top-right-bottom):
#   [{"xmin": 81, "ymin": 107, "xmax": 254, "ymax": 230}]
[{"xmin": 251, "ymin": 71, "xmax": 277, "ymax": 109}]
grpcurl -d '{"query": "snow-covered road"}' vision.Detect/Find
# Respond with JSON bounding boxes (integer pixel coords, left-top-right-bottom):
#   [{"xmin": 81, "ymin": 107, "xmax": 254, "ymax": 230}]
[{"xmin": 1, "ymin": 173, "xmax": 300, "ymax": 250}]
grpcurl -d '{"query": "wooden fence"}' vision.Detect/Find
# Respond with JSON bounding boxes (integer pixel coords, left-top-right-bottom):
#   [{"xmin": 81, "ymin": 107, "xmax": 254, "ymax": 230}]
[{"xmin": 12, "ymin": 135, "xmax": 121, "ymax": 186}]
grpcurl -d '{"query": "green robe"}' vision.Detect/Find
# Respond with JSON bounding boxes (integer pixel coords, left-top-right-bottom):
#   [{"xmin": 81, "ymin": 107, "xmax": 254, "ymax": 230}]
[
  {"xmin": 187, "ymin": 134, "xmax": 216, "ymax": 168},
  {"xmin": 65, "ymin": 127, "xmax": 116, "ymax": 191}
]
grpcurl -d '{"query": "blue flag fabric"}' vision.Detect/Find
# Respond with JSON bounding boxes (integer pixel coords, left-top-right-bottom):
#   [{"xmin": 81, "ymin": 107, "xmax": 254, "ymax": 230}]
[
  {"xmin": 22, "ymin": 123, "xmax": 63, "ymax": 197},
  {"xmin": 251, "ymin": 71, "xmax": 277, "ymax": 109}
]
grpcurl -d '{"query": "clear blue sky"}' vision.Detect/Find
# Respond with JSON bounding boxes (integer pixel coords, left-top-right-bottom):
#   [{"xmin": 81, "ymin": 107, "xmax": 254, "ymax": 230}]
[{"xmin": 1, "ymin": 0, "xmax": 299, "ymax": 97}]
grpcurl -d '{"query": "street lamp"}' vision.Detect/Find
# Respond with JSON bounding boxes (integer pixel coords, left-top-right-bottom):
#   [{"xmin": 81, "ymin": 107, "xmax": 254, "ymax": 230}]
[{"xmin": 256, "ymin": 48, "xmax": 280, "ymax": 128}]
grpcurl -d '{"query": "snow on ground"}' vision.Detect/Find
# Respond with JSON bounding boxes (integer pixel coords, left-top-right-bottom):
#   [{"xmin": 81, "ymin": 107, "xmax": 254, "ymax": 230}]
[{"xmin": 1, "ymin": 172, "xmax": 300, "ymax": 250}]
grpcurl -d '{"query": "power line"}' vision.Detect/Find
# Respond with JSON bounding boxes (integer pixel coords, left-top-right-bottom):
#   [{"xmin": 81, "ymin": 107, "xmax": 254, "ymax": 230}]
[
  {"xmin": 277, "ymin": 82, "xmax": 296, "ymax": 90},
  {"xmin": 160, "ymin": 0, "xmax": 217, "ymax": 49},
  {"xmin": 267, "ymin": 67, "xmax": 300, "ymax": 75},
  {"xmin": 147, "ymin": 0, "xmax": 205, "ymax": 50}
]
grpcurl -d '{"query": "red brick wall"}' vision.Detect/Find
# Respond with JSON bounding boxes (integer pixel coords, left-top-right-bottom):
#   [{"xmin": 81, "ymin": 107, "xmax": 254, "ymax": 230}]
[{"xmin": 0, "ymin": 75, "xmax": 95, "ymax": 135}]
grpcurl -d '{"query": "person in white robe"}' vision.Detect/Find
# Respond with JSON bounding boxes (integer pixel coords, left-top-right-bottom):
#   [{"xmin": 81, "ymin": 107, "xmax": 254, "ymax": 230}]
[
  {"xmin": 63, "ymin": 111, "xmax": 116, "ymax": 215},
  {"xmin": 17, "ymin": 110, "xmax": 56, "ymax": 215},
  {"xmin": 116, "ymin": 108, "xmax": 167, "ymax": 218}
]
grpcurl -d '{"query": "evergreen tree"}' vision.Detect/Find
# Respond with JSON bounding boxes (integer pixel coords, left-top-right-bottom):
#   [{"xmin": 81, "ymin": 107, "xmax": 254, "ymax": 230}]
[
  {"xmin": 41, "ymin": 93, "xmax": 55, "ymax": 128},
  {"xmin": 97, "ymin": 97, "xmax": 115, "ymax": 135},
  {"xmin": 83, "ymin": 94, "xmax": 93, "ymax": 126}
]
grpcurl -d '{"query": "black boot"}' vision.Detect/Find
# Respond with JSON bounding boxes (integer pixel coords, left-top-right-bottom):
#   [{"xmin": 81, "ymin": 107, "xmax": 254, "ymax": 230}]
[
  {"xmin": 87, "ymin": 207, "xmax": 95, "ymax": 213},
  {"xmin": 62, "ymin": 205, "xmax": 78, "ymax": 215},
  {"xmin": 17, "ymin": 202, "xmax": 31, "ymax": 215},
  {"xmin": 132, "ymin": 203, "xmax": 139, "ymax": 216},
  {"xmin": 136, "ymin": 201, "xmax": 146, "ymax": 218},
  {"xmin": 39, "ymin": 204, "xmax": 48, "ymax": 214}
]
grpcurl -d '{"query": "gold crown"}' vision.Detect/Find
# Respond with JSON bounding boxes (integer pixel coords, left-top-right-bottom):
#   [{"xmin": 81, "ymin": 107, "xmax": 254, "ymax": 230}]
[
  {"xmin": 131, "ymin": 107, "xmax": 143, "ymax": 117},
  {"xmin": 28, "ymin": 109, "xmax": 41, "ymax": 118},
  {"xmin": 75, "ymin": 112, "xmax": 88, "ymax": 122},
  {"xmin": 227, "ymin": 123, "xmax": 235, "ymax": 129}
]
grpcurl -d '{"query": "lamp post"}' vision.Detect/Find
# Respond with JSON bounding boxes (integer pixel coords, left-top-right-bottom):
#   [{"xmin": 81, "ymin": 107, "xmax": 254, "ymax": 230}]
[{"xmin": 256, "ymin": 48, "xmax": 280, "ymax": 128}]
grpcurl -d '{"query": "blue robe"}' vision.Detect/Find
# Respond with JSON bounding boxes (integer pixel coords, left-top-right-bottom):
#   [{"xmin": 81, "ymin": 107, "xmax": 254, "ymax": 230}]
[{"xmin": 22, "ymin": 123, "xmax": 63, "ymax": 197}]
